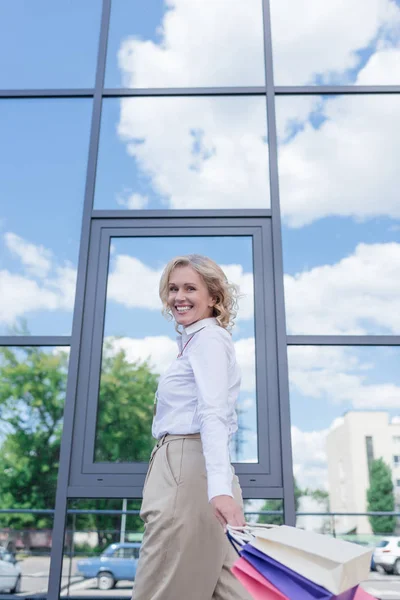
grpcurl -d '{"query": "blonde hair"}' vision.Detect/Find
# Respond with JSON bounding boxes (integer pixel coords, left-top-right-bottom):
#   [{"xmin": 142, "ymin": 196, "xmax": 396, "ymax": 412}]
[{"xmin": 159, "ymin": 254, "xmax": 239, "ymax": 332}]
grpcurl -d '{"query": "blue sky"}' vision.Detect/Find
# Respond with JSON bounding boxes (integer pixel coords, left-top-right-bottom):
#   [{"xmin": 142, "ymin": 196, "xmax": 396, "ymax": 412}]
[{"xmin": 1, "ymin": 0, "xmax": 400, "ymax": 485}]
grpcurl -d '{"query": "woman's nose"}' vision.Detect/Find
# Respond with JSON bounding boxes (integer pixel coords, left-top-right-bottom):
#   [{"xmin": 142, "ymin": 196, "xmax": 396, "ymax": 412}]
[{"xmin": 175, "ymin": 290, "xmax": 186, "ymax": 302}]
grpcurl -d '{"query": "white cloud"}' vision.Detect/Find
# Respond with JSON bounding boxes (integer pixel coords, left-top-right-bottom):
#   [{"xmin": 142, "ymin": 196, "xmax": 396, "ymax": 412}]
[
  {"xmin": 288, "ymin": 346, "xmax": 400, "ymax": 409},
  {"xmin": 0, "ymin": 234, "xmax": 77, "ymax": 326},
  {"xmin": 107, "ymin": 335, "xmax": 177, "ymax": 375},
  {"xmin": 291, "ymin": 425, "xmax": 329, "ymax": 491},
  {"xmin": 270, "ymin": 0, "xmax": 400, "ymax": 85},
  {"xmin": 116, "ymin": 191, "xmax": 149, "ymax": 210},
  {"xmin": 277, "ymin": 46, "xmax": 400, "ymax": 228},
  {"xmin": 112, "ymin": 0, "xmax": 400, "ymax": 225},
  {"xmin": 117, "ymin": 0, "xmax": 265, "ymax": 88},
  {"xmin": 234, "ymin": 337, "xmax": 256, "ymax": 392},
  {"xmin": 5, "ymin": 232, "xmax": 52, "ymax": 278},
  {"xmin": 285, "ymin": 242, "xmax": 400, "ymax": 335},
  {"xmin": 117, "ymin": 95, "xmax": 270, "ymax": 210}
]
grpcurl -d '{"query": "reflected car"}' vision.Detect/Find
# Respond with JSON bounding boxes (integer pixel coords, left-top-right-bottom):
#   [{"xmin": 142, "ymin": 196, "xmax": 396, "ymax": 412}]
[
  {"xmin": 0, "ymin": 557, "xmax": 21, "ymax": 593},
  {"xmin": 373, "ymin": 537, "xmax": 400, "ymax": 574},
  {"xmin": 76, "ymin": 542, "xmax": 140, "ymax": 590}
]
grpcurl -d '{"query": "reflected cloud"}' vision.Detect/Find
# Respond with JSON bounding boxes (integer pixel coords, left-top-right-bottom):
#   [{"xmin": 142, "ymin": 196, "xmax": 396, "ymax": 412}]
[
  {"xmin": 113, "ymin": 95, "xmax": 270, "ymax": 210},
  {"xmin": 289, "ymin": 346, "xmax": 400, "ymax": 409},
  {"xmin": 278, "ymin": 92, "xmax": 400, "ymax": 228},
  {"xmin": 0, "ymin": 233, "xmax": 76, "ymax": 327},
  {"xmin": 291, "ymin": 424, "xmax": 330, "ymax": 490},
  {"xmin": 270, "ymin": 0, "xmax": 400, "ymax": 85},
  {"xmin": 285, "ymin": 242, "xmax": 400, "ymax": 334},
  {"xmin": 113, "ymin": 0, "xmax": 265, "ymax": 88}
]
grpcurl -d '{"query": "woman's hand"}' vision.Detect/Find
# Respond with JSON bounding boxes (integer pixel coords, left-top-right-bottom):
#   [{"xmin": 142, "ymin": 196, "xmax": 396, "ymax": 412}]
[{"xmin": 210, "ymin": 495, "xmax": 246, "ymax": 529}]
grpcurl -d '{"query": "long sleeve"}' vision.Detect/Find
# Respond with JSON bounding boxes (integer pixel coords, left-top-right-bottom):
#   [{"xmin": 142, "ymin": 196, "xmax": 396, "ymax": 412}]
[{"xmin": 188, "ymin": 329, "xmax": 234, "ymax": 501}]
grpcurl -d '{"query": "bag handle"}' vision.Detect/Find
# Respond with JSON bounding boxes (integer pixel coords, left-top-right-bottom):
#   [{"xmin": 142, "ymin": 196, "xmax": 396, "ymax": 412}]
[{"xmin": 226, "ymin": 522, "xmax": 279, "ymax": 556}]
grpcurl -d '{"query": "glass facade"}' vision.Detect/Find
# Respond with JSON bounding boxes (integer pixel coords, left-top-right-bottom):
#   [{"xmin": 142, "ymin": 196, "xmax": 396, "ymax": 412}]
[{"xmin": 1, "ymin": 0, "xmax": 400, "ymax": 598}]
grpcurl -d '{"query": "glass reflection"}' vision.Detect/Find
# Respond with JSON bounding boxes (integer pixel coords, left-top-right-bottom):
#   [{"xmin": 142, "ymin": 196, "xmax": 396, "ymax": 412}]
[
  {"xmin": 106, "ymin": 0, "xmax": 265, "ymax": 88},
  {"xmin": 94, "ymin": 236, "xmax": 257, "ymax": 463},
  {"xmin": 94, "ymin": 96, "xmax": 270, "ymax": 210},
  {"xmin": 276, "ymin": 95, "xmax": 400, "ymax": 335},
  {"xmin": 270, "ymin": 0, "xmax": 400, "ymax": 85},
  {"xmin": 0, "ymin": 346, "xmax": 68, "ymax": 596},
  {"xmin": 288, "ymin": 346, "xmax": 400, "ymax": 537},
  {"xmin": 0, "ymin": 1, "xmax": 101, "ymax": 89},
  {"xmin": 0, "ymin": 99, "xmax": 92, "ymax": 335}
]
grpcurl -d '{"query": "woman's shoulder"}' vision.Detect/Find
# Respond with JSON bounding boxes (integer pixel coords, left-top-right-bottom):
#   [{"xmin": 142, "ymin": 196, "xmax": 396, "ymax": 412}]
[{"xmin": 195, "ymin": 324, "xmax": 233, "ymax": 347}]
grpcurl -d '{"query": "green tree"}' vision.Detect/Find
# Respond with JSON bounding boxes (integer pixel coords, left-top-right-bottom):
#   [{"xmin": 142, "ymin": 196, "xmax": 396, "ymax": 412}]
[
  {"xmin": 0, "ymin": 343, "xmax": 158, "ymax": 542},
  {"xmin": 258, "ymin": 478, "xmax": 303, "ymax": 525},
  {"xmin": 95, "ymin": 341, "xmax": 158, "ymax": 462},
  {"xmin": 367, "ymin": 458, "xmax": 396, "ymax": 534},
  {"xmin": 0, "ymin": 346, "xmax": 67, "ymax": 530}
]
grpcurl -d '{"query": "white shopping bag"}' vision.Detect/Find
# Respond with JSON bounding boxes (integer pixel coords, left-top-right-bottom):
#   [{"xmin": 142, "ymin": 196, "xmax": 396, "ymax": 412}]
[{"xmin": 245, "ymin": 525, "xmax": 371, "ymax": 595}]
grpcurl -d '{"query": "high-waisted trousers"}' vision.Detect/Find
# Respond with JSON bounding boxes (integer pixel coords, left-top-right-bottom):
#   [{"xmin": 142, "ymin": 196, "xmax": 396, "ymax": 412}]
[{"xmin": 132, "ymin": 433, "xmax": 252, "ymax": 600}]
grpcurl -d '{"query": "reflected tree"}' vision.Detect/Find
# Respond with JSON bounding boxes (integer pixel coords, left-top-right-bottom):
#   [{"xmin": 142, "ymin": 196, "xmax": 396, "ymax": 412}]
[
  {"xmin": 367, "ymin": 458, "xmax": 396, "ymax": 534},
  {"xmin": 0, "ymin": 343, "xmax": 157, "ymax": 537},
  {"xmin": 95, "ymin": 341, "xmax": 157, "ymax": 462}
]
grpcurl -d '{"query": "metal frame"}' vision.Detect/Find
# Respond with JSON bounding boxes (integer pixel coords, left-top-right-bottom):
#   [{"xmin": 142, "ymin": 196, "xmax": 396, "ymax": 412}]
[
  {"xmin": 67, "ymin": 218, "xmax": 282, "ymax": 496},
  {"xmin": 1, "ymin": 0, "xmax": 398, "ymax": 597}
]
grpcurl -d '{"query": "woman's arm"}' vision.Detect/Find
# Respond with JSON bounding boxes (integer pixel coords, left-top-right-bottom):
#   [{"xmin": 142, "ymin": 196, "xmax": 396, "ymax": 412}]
[{"xmin": 189, "ymin": 329, "xmax": 245, "ymax": 527}]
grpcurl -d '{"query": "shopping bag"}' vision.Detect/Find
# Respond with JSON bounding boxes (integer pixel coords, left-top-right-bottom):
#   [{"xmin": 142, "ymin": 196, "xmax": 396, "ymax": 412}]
[
  {"xmin": 240, "ymin": 543, "xmax": 357, "ymax": 600},
  {"xmin": 353, "ymin": 589, "xmax": 377, "ymax": 600},
  {"xmin": 232, "ymin": 557, "xmax": 286, "ymax": 599},
  {"xmin": 227, "ymin": 524, "xmax": 372, "ymax": 596}
]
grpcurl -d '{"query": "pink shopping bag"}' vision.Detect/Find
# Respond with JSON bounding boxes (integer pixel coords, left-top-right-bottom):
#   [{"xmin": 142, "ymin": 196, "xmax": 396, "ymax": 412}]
[
  {"xmin": 232, "ymin": 557, "xmax": 287, "ymax": 600},
  {"xmin": 232, "ymin": 557, "xmax": 378, "ymax": 600},
  {"xmin": 353, "ymin": 589, "xmax": 377, "ymax": 600}
]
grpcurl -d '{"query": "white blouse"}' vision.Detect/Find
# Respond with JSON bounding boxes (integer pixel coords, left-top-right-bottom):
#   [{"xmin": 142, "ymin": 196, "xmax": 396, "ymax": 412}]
[{"xmin": 152, "ymin": 317, "xmax": 240, "ymax": 501}]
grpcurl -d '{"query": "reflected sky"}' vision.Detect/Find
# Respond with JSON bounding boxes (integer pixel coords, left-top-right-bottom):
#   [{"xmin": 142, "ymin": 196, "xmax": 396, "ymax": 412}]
[
  {"xmin": 270, "ymin": 0, "xmax": 400, "ymax": 85},
  {"xmin": 288, "ymin": 346, "xmax": 400, "ymax": 493},
  {"xmin": 94, "ymin": 96, "xmax": 270, "ymax": 210},
  {"xmin": 0, "ymin": 1, "xmax": 101, "ymax": 89},
  {"xmin": 100, "ymin": 236, "xmax": 257, "ymax": 463},
  {"xmin": 277, "ymin": 95, "xmax": 400, "ymax": 335},
  {"xmin": 105, "ymin": 0, "xmax": 265, "ymax": 88},
  {"xmin": 0, "ymin": 99, "xmax": 92, "ymax": 335}
]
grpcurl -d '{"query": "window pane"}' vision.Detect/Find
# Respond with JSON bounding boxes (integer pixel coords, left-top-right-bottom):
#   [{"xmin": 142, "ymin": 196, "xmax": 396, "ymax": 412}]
[
  {"xmin": 0, "ymin": 99, "xmax": 92, "ymax": 335},
  {"xmin": 105, "ymin": 0, "xmax": 265, "ymax": 88},
  {"xmin": 0, "ymin": 1, "xmax": 101, "ymax": 89},
  {"xmin": 270, "ymin": 0, "xmax": 400, "ymax": 85},
  {"xmin": 276, "ymin": 95, "xmax": 400, "ymax": 335},
  {"xmin": 63, "ymin": 498, "xmax": 143, "ymax": 598},
  {"xmin": 94, "ymin": 236, "xmax": 257, "ymax": 464},
  {"xmin": 288, "ymin": 346, "xmax": 400, "ymax": 538},
  {"xmin": 94, "ymin": 96, "xmax": 270, "ymax": 210},
  {"xmin": 0, "ymin": 345, "xmax": 69, "ymax": 597}
]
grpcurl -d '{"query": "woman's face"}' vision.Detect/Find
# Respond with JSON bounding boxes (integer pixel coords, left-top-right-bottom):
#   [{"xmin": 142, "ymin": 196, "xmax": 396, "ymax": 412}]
[{"xmin": 168, "ymin": 265, "xmax": 215, "ymax": 327}]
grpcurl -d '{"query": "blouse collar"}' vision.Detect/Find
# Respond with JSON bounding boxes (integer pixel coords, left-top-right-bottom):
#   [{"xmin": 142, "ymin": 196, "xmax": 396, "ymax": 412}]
[{"xmin": 184, "ymin": 317, "xmax": 218, "ymax": 336}]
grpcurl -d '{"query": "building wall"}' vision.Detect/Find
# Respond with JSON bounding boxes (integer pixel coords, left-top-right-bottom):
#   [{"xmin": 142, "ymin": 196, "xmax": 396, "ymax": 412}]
[{"xmin": 327, "ymin": 411, "xmax": 400, "ymax": 534}]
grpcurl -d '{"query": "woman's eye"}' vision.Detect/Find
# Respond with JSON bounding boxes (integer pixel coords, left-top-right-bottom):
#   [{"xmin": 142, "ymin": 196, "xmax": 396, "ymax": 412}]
[{"xmin": 187, "ymin": 287, "xmax": 195, "ymax": 291}]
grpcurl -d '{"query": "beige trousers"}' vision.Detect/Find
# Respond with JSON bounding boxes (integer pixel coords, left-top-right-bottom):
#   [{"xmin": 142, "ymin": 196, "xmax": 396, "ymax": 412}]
[{"xmin": 132, "ymin": 433, "xmax": 253, "ymax": 600}]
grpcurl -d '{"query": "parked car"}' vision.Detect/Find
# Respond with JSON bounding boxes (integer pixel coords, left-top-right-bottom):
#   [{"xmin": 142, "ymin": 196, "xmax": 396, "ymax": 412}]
[
  {"xmin": 0, "ymin": 557, "xmax": 21, "ymax": 593},
  {"xmin": 76, "ymin": 542, "xmax": 140, "ymax": 590},
  {"xmin": 373, "ymin": 537, "xmax": 400, "ymax": 574}
]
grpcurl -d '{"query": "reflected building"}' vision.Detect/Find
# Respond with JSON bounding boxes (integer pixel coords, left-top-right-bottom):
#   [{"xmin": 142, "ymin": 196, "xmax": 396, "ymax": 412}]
[{"xmin": 327, "ymin": 411, "xmax": 400, "ymax": 535}]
